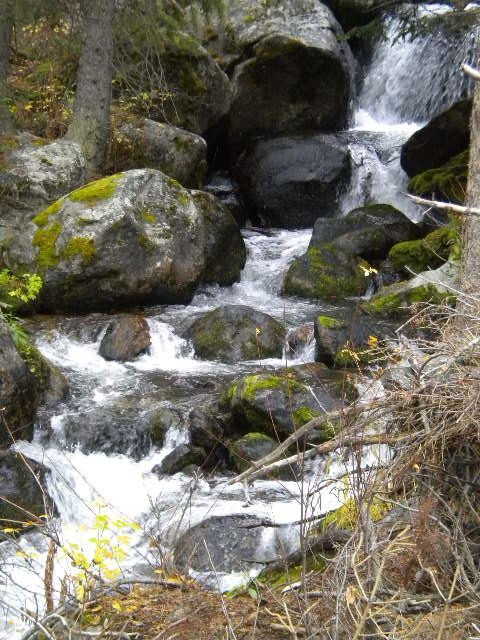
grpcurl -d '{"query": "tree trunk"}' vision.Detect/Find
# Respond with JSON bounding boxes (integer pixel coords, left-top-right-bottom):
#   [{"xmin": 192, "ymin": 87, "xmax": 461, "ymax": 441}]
[
  {"xmin": 67, "ymin": 0, "xmax": 115, "ymax": 177},
  {"xmin": 0, "ymin": 0, "xmax": 14, "ymax": 134},
  {"xmin": 461, "ymin": 34, "xmax": 480, "ymax": 303}
]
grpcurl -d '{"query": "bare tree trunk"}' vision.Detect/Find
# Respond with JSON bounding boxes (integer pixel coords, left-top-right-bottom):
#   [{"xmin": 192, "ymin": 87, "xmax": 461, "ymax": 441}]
[
  {"xmin": 67, "ymin": 0, "xmax": 115, "ymax": 177},
  {"xmin": 0, "ymin": 0, "xmax": 14, "ymax": 134},
  {"xmin": 461, "ymin": 41, "xmax": 480, "ymax": 303}
]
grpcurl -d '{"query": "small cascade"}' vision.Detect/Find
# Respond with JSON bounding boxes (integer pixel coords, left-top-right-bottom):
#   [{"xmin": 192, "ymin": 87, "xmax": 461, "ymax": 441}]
[{"xmin": 358, "ymin": 6, "xmax": 477, "ymax": 125}]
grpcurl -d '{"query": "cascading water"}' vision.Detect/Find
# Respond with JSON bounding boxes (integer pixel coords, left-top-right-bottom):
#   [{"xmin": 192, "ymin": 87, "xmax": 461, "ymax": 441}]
[{"xmin": 1, "ymin": 5, "xmax": 477, "ymax": 637}]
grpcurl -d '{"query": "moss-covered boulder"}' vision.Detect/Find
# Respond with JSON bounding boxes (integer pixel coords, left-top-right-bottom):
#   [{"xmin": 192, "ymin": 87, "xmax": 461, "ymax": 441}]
[
  {"xmin": 283, "ymin": 244, "xmax": 368, "ymax": 300},
  {"xmin": 221, "ymin": 364, "xmax": 357, "ymax": 441},
  {"xmin": 25, "ymin": 169, "xmax": 246, "ymax": 312},
  {"xmin": 314, "ymin": 313, "xmax": 394, "ymax": 367},
  {"xmin": 309, "ymin": 204, "xmax": 420, "ymax": 260},
  {"xmin": 186, "ymin": 305, "xmax": 285, "ymax": 363},
  {"xmin": 408, "ymin": 150, "xmax": 469, "ymax": 204},
  {"xmin": 401, "ymin": 98, "xmax": 472, "ymax": 178},
  {"xmin": 0, "ymin": 316, "xmax": 68, "ymax": 447},
  {"xmin": 234, "ymin": 133, "xmax": 351, "ymax": 228},
  {"xmin": 363, "ymin": 261, "xmax": 458, "ymax": 318},
  {"xmin": 0, "ymin": 449, "xmax": 55, "ymax": 528},
  {"xmin": 387, "ymin": 226, "xmax": 458, "ymax": 276},
  {"xmin": 112, "ymin": 119, "xmax": 207, "ymax": 188},
  {"xmin": 0, "ymin": 136, "xmax": 86, "ymax": 275},
  {"xmin": 226, "ymin": 0, "xmax": 353, "ymax": 150}
]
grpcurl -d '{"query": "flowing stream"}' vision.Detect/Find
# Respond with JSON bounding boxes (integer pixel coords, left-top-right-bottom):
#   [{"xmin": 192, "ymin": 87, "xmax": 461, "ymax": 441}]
[{"xmin": 0, "ymin": 5, "xmax": 477, "ymax": 637}]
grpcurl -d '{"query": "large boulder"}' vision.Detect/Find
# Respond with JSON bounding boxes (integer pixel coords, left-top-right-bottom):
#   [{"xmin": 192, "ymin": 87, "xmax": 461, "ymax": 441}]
[
  {"xmin": 226, "ymin": 0, "xmax": 353, "ymax": 149},
  {"xmin": 186, "ymin": 305, "xmax": 285, "ymax": 363},
  {"xmin": 309, "ymin": 204, "xmax": 420, "ymax": 261},
  {"xmin": 363, "ymin": 260, "xmax": 459, "ymax": 318},
  {"xmin": 99, "ymin": 316, "xmax": 151, "ymax": 362},
  {"xmin": 20, "ymin": 170, "xmax": 246, "ymax": 312},
  {"xmin": 283, "ymin": 243, "xmax": 368, "ymax": 300},
  {"xmin": 0, "ymin": 316, "xmax": 68, "ymax": 447},
  {"xmin": 151, "ymin": 44, "xmax": 231, "ymax": 136},
  {"xmin": 174, "ymin": 514, "xmax": 281, "ymax": 573},
  {"xmin": 283, "ymin": 204, "xmax": 421, "ymax": 300},
  {"xmin": 401, "ymin": 99, "xmax": 472, "ymax": 178},
  {"xmin": 221, "ymin": 364, "xmax": 357, "ymax": 441},
  {"xmin": 113, "ymin": 119, "xmax": 207, "ymax": 188},
  {"xmin": 0, "ymin": 449, "xmax": 55, "ymax": 527},
  {"xmin": 234, "ymin": 134, "xmax": 351, "ymax": 228},
  {"xmin": 0, "ymin": 135, "xmax": 86, "ymax": 271}
]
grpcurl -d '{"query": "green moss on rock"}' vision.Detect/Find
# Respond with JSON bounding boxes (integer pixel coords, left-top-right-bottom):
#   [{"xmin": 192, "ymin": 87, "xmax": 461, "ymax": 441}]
[
  {"xmin": 408, "ymin": 150, "xmax": 468, "ymax": 204},
  {"xmin": 69, "ymin": 173, "xmax": 123, "ymax": 205},
  {"xmin": 60, "ymin": 237, "xmax": 97, "ymax": 265},
  {"xmin": 364, "ymin": 283, "xmax": 455, "ymax": 317},
  {"xmin": 33, "ymin": 198, "xmax": 64, "ymax": 227},
  {"xmin": 388, "ymin": 226, "xmax": 458, "ymax": 274},
  {"xmin": 317, "ymin": 315, "xmax": 345, "ymax": 330},
  {"xmin": 32, "ymin": 222, "xmax": 62, "ymax": 270}
]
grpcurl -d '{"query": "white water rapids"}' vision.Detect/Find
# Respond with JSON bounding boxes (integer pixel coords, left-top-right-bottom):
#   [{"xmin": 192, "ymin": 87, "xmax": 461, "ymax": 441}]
[{"xmin": 0, "ymin": 6, "xmax": 477, "ymax": 637}]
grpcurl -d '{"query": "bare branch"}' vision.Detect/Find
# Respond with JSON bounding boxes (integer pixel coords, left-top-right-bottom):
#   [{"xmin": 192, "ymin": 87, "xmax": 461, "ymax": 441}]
[
  {"xmin": 463, "ymin": 63, "xmax": 480, "ymax": 81},
  {"xmin": 408, "ymin": 194, "xmax": 480, "ymax": 217}
]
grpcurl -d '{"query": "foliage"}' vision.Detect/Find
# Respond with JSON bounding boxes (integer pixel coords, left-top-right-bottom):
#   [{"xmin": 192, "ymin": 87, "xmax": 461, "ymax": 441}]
[
  {"xmin": 0, "ymin": 269, "xmax": 43, "ymax": 315},
  {"xmin": 62, "ymin": 502, "xmax": 141, "ymax": 603}
]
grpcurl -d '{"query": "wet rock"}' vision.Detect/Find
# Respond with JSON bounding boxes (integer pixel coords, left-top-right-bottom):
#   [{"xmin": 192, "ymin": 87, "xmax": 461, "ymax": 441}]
[
  {"xmin": 152, "ymin": 444, "xmax": 206, "ymax": 475},
  {"xmin": 21, "ymin": 169, "xmax": 246, "ymax": 312},
  {"xmin": 0, "ymin": 135, "xmax": 86, "ymax": 275},
  {"xmin": 234, "ymin": 133, "xmax": 351, "ymax": 228},
  {"xmin": 0, "ymin": 316, "xmax": 68, "ymax": 447},
  {"xmin": 174, "ymin": 514, "xmax": 279, "ymax": 572},
  {"xmin": 114, "ymin": 119, "xmax": 208, "ymax": 188},
  {"xmin": 323, "ymin": 0, "xmax": 386, "ymax": 30},
  {"xmin": 151, "ymin": 406, "xmax": 183, "ymax": 448},
  {"xmin": 229, "ymin": 432, "xmax": 277, "ymax": 473},
  {"xmin": 222, "ymin": 364, "xmax": 357, "ymax": 441},
  {"xmin": 401, "ymin": 98, "xmax": 472, "ymax": 178},
  {"xmin": 363, "ymin": 260, "xmax": 459, "ymax": 318},
  {"xmin": 314, "ymin": 313, "xmax": 395, "ymax": 367},
  {"xmin": 283, "ymin": 243, "xmax": 368, "ymax": 300},
  {"xmin": 186, "ymin": 305, "xmax": 285, "ymax": 363},
  {"xmin": 99, "ymin": 316, "xmax": 151, "ymax": 362},
  {"xmin": 204, "ymin": 173, "xmax": 246, "ymax": 227},
  {"xmin": 0, "ymin": 449, "xmax": 55, "ymax": 527},
  {"xmin": 226, "ymin": 0, "xmax": 353, "ymax": 149},
  {"xmin": 63, "ymin": 404, "xmax": 154, "ymax": 460},
  {"xmin": 188, "ymin": 401, "xmax": 225, "ymax": 450},
  {"xmin": 310, "ymin": 204, "xmax": 420, "ymax": 261},
  {"xmin": 286, "ymin": 324, "xmax": 315, "ymax": 358}
]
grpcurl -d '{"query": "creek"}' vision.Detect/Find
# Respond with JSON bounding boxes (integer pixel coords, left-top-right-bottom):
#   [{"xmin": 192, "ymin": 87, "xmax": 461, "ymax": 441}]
[{"xmin": 0, "ymin": 5, "xmax": 477, "ymax": 637}]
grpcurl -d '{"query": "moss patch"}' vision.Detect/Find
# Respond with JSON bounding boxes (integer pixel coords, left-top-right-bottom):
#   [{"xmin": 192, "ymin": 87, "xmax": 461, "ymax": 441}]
[
  {"xmin": 388, "ymin": 226, "xmax": 458, "ymax": 275},
  {"xmin": 69, "ymin": 173, "xmax": 123, "ymax": 206},
  {"xmin": 32, "ymin": 222, "xmax": 62, "ymax": 270},
  {"xmin": 317, "ymin": 315, "xmax": 344, "ymax": 330},
  {"xmin": 408, "ymin": 150, "xmax": 468, "ymax": 204},
  {"xmin": 60, "ymin": 237, "xmax": 97, "ymax": 265},
  {"xmin": 364, "ymin": 283, "xmax": 456, "ymax": 317},
  {"xmin": 33, "ymin": 198, "xmax": 64, "ymax": 227}
]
